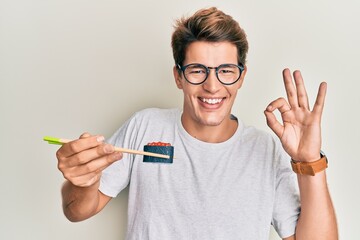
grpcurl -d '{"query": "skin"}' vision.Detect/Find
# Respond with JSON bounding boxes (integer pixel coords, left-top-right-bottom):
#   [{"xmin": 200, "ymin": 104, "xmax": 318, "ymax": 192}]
[
  {"xmin": 57, "ymin": 40, "xmax": 338, "ymax": 239},
  {"xmin": 57, "ymin": 133, "xmax": 117, "ymax": 221},
  {"xmin": 264, "ymin": 69, "xmax": 338, "ymax": 239},
  {"xmin": 173, "ymin": 41, "xmax": 247, "ymax": 143}
]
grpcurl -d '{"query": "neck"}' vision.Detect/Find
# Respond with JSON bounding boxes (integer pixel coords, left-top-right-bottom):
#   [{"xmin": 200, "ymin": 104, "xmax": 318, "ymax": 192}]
[{"xmin": 181, "ymin": 114, "xmax": 238, "ymax": 143}]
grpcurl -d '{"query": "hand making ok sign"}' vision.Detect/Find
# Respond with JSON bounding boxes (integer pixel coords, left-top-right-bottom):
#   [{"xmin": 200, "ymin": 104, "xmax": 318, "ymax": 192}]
[{"xmin": 264, "ymin": 68, "xmax": 327, "ymax": 162}]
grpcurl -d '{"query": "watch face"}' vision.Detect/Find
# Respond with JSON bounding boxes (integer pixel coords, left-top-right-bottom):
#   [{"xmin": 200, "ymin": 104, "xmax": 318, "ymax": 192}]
[
  {"xmin": 320, "ymin": 150, "xmax": 328, "ymax": 163},
  {"xmin": 320, "ymin": 150, "xmax": 325, "ymax": 157}
]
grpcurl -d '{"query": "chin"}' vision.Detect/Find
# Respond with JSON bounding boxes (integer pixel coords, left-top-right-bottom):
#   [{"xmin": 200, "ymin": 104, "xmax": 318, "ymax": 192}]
[{"xmin": 198, "ymin": 116, "xmax": 225, "ymax": 127}]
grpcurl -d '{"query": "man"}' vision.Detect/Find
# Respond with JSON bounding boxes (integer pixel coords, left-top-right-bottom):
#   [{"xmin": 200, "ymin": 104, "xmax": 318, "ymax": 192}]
[{"xmin": 56, "ymin": 7, "xmax": 338, "ymax": 239}]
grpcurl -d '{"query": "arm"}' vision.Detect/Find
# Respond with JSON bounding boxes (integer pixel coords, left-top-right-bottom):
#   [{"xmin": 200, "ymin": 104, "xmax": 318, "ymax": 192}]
[
  {"xmin": 264, "ymin": 69, "xmax": 338, "ymax": 240},
  {"xmin": 56, "ymin": 133, "xmax": 123, "ymax": 222},
  {"xmin": 61, "ymin": 180, "xmax": 111, "ymax": 222}
]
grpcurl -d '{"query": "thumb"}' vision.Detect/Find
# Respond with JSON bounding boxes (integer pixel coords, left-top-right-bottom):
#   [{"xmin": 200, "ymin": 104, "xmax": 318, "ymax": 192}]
[{"xmin": 264, "ymin": 110, "xmax": 284, "ymax": 139}]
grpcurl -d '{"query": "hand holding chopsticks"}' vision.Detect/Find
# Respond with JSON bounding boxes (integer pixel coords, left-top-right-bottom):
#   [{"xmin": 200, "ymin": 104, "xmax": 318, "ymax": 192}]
[
  {"xmin": 44, "ymin": 136, "xmax": 171, "ymax": 159},
  {"xmin": 46, "ymin": 133, "xmax": 172, "ymax": 188}
]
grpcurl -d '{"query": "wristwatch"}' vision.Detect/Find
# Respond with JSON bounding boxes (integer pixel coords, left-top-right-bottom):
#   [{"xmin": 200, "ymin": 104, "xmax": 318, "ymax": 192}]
[{"xmin": 291, "ymin": 151, "xmax": 328, "ymax": 176}]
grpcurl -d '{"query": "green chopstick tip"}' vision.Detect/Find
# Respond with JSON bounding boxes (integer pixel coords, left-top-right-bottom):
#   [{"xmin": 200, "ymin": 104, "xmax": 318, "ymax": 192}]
[
  {"xmin": 43, "ymin": 136, "xmax": 58, "ymax": 142},
  {"xmin": 43, "ymin": 136, "xmax": 61, "ymax": 145}
]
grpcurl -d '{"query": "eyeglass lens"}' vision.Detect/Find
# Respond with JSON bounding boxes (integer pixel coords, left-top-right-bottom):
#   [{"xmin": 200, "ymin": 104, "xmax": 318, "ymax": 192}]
[{"xmin": 183, "ymin": 64, "xmax": 241, "ymax": 85}]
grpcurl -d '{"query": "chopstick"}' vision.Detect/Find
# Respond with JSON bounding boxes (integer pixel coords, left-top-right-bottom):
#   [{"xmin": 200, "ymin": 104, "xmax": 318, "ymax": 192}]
[{"xmin": 43, "ymin": 136, "xmax": 171, "ymax": 159}]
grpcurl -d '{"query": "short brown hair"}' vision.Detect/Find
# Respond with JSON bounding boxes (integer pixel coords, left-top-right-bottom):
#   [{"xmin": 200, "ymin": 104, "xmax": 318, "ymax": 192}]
[{"xmin": 171, "ymin": 7, "xmax": 249, "ymax": 67}]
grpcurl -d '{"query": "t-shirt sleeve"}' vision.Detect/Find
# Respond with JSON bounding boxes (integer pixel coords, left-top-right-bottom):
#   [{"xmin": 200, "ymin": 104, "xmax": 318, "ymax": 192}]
[
  {"xmin": 271, "ymin": 144, "xmax": 301, "ymax": 238},
  {"xmin": 99, "ymin": 114, "xmax": 139, "ymax": 198}
]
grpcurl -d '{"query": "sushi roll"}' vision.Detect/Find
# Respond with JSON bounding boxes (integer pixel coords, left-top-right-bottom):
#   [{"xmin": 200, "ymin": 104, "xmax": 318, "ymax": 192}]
[{"xmin": 143, "ymin": 142, "xmax": 174, "ymax": 163}]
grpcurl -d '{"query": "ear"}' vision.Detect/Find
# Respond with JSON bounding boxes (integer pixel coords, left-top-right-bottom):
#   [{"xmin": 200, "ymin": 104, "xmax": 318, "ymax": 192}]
[
  {"xmin": 237, "ymin": 65, "xmax": 247, "ymax": 89},
  {"xmin": 173, "ymin": 65, "xmax": 183, "ymax": 89}
]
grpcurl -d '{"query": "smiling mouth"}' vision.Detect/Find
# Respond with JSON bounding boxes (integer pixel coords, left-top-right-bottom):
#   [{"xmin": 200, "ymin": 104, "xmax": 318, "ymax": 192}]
[{"xmin": 199, "ymin": 97, "xmax": 224, "ymax": 105}]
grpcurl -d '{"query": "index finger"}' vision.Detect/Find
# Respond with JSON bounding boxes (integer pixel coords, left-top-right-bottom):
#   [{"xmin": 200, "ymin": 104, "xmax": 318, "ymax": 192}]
[{"xmin": 58, "ymin": 135, "xmax": 105, "ymax": 158}]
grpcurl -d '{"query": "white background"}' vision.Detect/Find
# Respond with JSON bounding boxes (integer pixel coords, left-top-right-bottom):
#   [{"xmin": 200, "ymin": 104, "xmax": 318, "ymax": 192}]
[{"xmin": 1, "ymin": 0, "xmax": 359, "ymax": 239}]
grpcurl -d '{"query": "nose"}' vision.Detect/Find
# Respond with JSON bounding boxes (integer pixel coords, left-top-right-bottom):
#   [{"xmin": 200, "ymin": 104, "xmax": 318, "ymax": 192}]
[{"xmin": 202, "ymin": 68, "xmax": 222, "ymax": 93}]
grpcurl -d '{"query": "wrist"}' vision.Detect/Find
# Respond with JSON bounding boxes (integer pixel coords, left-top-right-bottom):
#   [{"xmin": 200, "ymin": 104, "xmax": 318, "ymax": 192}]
[
  {"xmin": 291, "ymin": 151, "xmax": 328, "ymax": 176},
  {"xmin": 292, "ymin": 151, "xmax": 322, "ymax": 163}
]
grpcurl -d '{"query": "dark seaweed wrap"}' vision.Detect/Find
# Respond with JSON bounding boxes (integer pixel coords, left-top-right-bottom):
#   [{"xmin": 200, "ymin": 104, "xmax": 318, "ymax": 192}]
[{"xmin": 143, "ymin": 145, "xmax": 174, "ymax": 163}]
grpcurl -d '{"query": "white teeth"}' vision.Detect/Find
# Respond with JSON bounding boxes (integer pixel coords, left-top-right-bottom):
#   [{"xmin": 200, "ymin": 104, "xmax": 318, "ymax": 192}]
[{"xmin": 201, "ymin": 98, "xmax": 223, "ymax": 104}]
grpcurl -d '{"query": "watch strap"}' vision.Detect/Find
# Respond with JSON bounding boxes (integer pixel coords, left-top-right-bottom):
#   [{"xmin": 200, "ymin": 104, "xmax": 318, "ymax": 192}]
[{"xmin": 291, "ymin": 155, "xmax": 328, "ymax": 176}]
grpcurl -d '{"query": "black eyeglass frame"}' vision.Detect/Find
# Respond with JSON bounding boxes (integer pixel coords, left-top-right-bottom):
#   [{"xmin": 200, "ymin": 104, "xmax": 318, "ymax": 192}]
[{"xmin": 177, "ymin": 63, "xmax": 245, "ymax": 86}]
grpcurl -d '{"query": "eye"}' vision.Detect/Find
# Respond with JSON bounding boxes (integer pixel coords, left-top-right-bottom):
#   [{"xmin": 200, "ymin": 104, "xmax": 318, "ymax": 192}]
[
  {"xmin": 189, "ymin": 69, "xmax": 205, "ymax": 74},
  {"xmin": 219, "ymin": 69, "xmax": 233, "ymax": 74},
  {"xmin": 186, "ymin": 65, "xmax": 206, "ymax": 75},
  {"xmin": 218, "ymin": 65, "xmax": 238, "ymax": 75}
]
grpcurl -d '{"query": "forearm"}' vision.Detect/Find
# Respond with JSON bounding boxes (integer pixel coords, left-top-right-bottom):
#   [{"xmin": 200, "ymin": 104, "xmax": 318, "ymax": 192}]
[
  {"xmin": 61, "ymin": 180, "xmax": 101, "ymax": 222},
  {"xmin": 295, "ymin": 171, "xmax": 338, "ymax": 239}
]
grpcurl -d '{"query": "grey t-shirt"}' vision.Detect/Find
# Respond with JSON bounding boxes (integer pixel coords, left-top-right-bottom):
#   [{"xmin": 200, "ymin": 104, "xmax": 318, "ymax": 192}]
[{"xmin": 100, "ymin": 108, "xmax": 300, "ymax": 240}]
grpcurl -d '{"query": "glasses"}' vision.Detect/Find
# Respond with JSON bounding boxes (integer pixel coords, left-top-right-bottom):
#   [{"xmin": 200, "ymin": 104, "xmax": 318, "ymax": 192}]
[{"xmin": 177, "ymin": 63, "xmax": 244, "ymax": 85}]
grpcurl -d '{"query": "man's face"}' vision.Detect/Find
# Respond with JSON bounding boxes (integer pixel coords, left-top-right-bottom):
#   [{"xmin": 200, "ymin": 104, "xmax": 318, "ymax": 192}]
[{"xmin": 174, "ymin": 41, "xmax": 247, "ymax": 129}]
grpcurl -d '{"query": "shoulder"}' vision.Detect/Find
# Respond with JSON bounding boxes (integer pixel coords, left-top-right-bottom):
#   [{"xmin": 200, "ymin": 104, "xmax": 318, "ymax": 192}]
[
  {"xmin": 132, "ymin": 108, "xmax": 179, "ymax": 124},
  {"xmin": 134, "ymin": 108, "xmax": 179, "ymax": 118}
]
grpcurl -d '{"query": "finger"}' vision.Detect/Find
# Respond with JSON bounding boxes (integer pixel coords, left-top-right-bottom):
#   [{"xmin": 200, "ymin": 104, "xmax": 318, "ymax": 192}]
[
  {"xmin": 57, "ymin": 135, "xmax": 105, "ymax": 158},
  {"xmin": 265, "ymin": 97, "xmax": 291, "ymax": 138},
  {"xmin": 264, "ymin": 110, "xmax": 284, "ymax": 139},
  {"xmin": 312, "ymin": 82, "xmax": 327, "ymax": 117},
  {"xmin": 80, "ymin": 132, "xmax": 92, "ymax": 139},
  {"xmin": 66, "ymin": 151, "xmax": 123, "ymax": 178},
  {"xmin": 293, "ymin": 70, "xmax": 310, "ymax": 109},
  {"xmin": 266, "ymin": 97, "xmax": 291, "ymax": 114},
  {"xmin": 283, "ymin": 68, "xmax": 299, "ymax": 108},
  {"xmin": 69, "ymin": 171, "xmax": 102, "ymax": 188},
  {"xmin": 63, "ymin": 143, "xmax": 117, "ymax": 168}
]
